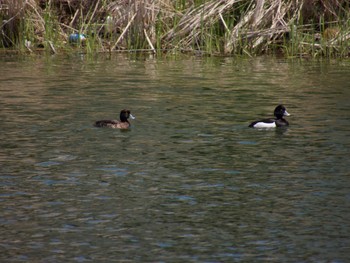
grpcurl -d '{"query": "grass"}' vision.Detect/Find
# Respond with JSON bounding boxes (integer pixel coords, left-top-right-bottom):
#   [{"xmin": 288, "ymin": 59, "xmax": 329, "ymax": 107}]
[{"xmin": 0, "ymin": 0, "xmax": 349, "ymax": 58}]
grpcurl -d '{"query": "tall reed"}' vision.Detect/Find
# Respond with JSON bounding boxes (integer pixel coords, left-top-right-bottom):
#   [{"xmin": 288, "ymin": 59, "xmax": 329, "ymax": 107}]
[{"xmin": 0, "ymin": 0, "xmax": 349, "ymax": 58}]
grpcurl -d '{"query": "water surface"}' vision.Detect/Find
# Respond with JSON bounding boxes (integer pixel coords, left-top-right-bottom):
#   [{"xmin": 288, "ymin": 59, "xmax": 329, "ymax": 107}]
[{"xmin": 1, "ymin": 54, "xmax": 350, "ymax": 262}]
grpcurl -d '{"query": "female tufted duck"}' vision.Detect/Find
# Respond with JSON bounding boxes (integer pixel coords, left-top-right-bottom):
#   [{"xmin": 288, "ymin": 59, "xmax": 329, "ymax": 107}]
[
  {"xmin": 249, "ymin": 105, "xmax": 290, "ymax": 128},
  {"xmin": 94, "ymin": 109, "xmax": 135, "ymax": 129}
]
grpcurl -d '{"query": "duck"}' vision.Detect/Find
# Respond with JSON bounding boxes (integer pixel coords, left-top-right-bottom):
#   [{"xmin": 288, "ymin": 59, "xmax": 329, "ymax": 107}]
[
  {"xmin": 249, "ymin": 105, "xmax": 290, "ymax": 128},
  {"xmin": 94, "ymin": 109, "xmax": 135, "ymax": 129}
]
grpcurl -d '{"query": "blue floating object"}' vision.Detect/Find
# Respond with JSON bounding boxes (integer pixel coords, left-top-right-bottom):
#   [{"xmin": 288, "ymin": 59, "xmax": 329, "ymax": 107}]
[{"xmin": 68, "ymin": 33, "xmax": 86, "ymax": 44}]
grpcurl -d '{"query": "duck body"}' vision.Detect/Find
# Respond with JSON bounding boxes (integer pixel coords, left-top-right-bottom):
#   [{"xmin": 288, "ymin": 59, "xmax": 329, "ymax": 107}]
[
  {"xmin": 94, "ymin": 109, "xmax": 135, "ymax": 129},
  {"xmin": 249, "ymin": 105, "xmax": 290, "ymax": 128},
  {"xmin": 94, "ymin": 119, "xmax": 131, "ymax": 129}
]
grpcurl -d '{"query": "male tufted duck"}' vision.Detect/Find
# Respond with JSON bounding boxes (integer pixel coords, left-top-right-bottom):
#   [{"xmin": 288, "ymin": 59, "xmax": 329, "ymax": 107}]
[
  {"xmin": 94, "ymin": 109, "xmax": 135, "ymax": 129},
  {"xmin": 249, "ymin": 105, "xmax": 290, "ymax": 128}
]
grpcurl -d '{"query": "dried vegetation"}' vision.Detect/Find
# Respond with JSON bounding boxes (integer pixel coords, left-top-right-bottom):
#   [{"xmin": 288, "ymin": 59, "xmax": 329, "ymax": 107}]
[{"xmin": 0, "ymin": 0, "xmax": 349, "ymax": 57}]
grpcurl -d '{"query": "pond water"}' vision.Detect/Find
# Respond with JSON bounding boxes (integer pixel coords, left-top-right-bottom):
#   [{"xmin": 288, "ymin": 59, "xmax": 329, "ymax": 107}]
[{"xmin": 0, "ymin": 53, "xmax": 349, "ymax": 262}]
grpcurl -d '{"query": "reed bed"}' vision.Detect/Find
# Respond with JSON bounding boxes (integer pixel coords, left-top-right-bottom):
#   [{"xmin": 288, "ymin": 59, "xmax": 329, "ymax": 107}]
[{"xmin": 0, "ymin": 0, "xmax": 349, "ymax": 57}]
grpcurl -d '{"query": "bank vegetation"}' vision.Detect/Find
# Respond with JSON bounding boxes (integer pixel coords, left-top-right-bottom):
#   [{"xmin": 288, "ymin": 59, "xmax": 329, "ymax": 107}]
[{"xmin": 1, "ymin": 0, "xmax": 349, "ymax": 57}]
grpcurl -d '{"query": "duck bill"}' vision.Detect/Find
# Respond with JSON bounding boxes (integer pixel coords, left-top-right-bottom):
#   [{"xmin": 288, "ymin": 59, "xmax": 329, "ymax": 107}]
[
  {"xmin": 130, "ymin": 114, "xmax": 136, "ymax": 119},
  {"xmin": 284, "ymin": 110, "xmax": 290, "ymax": 116}
]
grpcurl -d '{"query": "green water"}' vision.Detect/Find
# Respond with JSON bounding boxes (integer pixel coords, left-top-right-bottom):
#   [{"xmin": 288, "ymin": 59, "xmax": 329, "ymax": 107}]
[{"xmin": 1, "ymin": 54, "xmax": 350, "ymax": 262}]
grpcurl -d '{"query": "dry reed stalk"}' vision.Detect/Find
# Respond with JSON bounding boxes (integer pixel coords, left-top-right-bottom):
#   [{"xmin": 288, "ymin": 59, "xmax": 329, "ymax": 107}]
[
  {"xmin": 219, "ymin": 12, "xmax": 229, "ymax": 32},
  {"xmin": 70, "ymin": 9, "xmax": 80, "ymax": 28},
  {"xmin": 0, "ymin": 0, "xmax": 25, "ymax": 47},
  {"xmin": 25, "ymin": 0, "xmax": 45, "ymax": 29},
  {"xmin": 224, "ymin": 0, "xmax": 300, "ymax": 53},
  {"xmin": 106, "ymin": 0, "xmax": 163, "ymax": 49},
  {"xmin": 48, "ymin": 40, "xmax": 57, "ymax": 54},
  {"xmin": 328, "ymin": 30, "xmax": 350, "ymax": 46},
  {"xmin": 144, "ymin": 28, "xmax": 156, "ymax": 53},
  {"xmin": 164, "ymin": 0, "xmax": 242, "ymax": 43},
  {"xmin": 22, "ymin": 0, "xmax": 47, "ymax": 46},
  {"xmin": 160, "ymin": 0, "xmax": 348, "ymax": 55},
  {"xmin": 250, "ymin": 0, "xmax": 265, "ymax": 28},
  {"xmin": 1, "ymin": 0, "xmax": 349, "ymax": 56},
  {"xmin": 165, "ymin": 0, "xmax": 246, "ymax": 52},
  {"xmin": 82, "ymin": 0, "xmax": 101, "ymax": 33},
  {"xmin": 251, "ymin": 0, "xmax": 295, "ymax": 50},
  {"xmin": 111, "ymin": 12, "xmax": 137, "ymax": 50}
]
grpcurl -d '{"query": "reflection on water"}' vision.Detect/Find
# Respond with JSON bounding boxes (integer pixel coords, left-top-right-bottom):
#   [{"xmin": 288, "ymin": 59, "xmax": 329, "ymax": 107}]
[{"xmin": 0, "ymin": 54, "xmax": 350, "ymax": 262}]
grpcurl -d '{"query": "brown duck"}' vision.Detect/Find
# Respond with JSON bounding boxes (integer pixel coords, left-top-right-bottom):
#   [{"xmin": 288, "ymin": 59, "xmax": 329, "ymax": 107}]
[{"xmin": 94, "ymin": 109, "xmax": 135, "ymax": 129}]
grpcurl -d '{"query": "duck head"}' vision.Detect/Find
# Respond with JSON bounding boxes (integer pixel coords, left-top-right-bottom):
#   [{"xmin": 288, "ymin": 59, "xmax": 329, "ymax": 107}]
[
  {"xmin": 274, "ymin": 105, "xmax": 290, "ymax": 119},
  {"xmin": 120, "ymin": 109, "xmax": 136, "ymax": 122}
]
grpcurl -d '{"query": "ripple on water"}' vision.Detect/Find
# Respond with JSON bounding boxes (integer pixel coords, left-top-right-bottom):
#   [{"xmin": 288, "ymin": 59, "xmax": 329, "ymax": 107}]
[
  {"xmin": 1, "ymin": 56, "xmax": 350, "ymax": 263},
  {"xmin": 96, "ymin": 165, "xmax": 128, "ymax": 177},
  {"xmin": 35, "ymin": 154, "xmax": 77, "ymax": 167}
]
